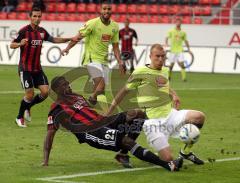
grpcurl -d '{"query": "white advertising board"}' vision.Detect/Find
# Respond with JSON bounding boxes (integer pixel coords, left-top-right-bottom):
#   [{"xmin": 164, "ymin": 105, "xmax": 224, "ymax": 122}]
[{"xmin": 0, "ymin": 20, "xmax": 240, "ymax": 47}]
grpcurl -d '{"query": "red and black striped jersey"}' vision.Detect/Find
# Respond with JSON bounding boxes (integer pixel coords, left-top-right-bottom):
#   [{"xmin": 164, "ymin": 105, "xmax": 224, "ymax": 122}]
[
  {"xmin": 119, "ymin": 28, "xmax": 138, "ymax": 52},
  {"xmin": 13, "ymin": 24, "xmax": 52, "ymax": 72},
  {"xmin": 47, "ymin": 94, "xmax": 104, "ymax": 131}
]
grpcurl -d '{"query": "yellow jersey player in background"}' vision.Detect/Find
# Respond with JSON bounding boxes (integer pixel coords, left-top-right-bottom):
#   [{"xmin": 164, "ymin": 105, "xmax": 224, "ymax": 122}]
[
  {"xmin": 165, "ymin": 18, "xmax": 192, "ymax": 82},
  {"xmin": 61, "ymin": 1, "xmax": 125, "ymax": 106}
]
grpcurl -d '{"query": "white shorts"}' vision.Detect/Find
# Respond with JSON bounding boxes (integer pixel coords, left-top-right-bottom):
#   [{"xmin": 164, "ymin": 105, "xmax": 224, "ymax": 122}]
[
  {"xmin": 168, "ymin": 52, "xmax": 185, "ymax": 64},
  {"xmin": 143, "ymin": 109, "xmax": 189, "ymax": 151},
  {"xmin": 86, "ymin": 62, "xmax": 110, "ymax": 85}
]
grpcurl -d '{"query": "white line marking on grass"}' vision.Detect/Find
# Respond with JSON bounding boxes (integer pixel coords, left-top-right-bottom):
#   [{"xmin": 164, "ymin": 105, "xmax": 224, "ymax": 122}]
[
  {"xmin": 37, "ymin": 157, "xmax": 240, "ymax": 183},
  {"xmin": 1, "ymin": 87, "xmax": 240, "ymax": 95}
]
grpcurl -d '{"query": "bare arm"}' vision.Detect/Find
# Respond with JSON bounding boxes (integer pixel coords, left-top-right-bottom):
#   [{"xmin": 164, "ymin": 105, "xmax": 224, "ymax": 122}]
[
  {"xmin": 105, "ymin": 86, "xmax": 129, "ymax": 116},
  {"xmin": 10, "ymin": 38, "xmax": 28, "ymax": 49},
  {"xmin": 165, "ymin": 37, "xmax": 169, "ymax": 48},
  {"xmin": 42, "ymin": 128, "xmax": 57, "ymax": 166},
  {"xmin": 169, "ymin": 88, "xmax": 180, "ymax": 110},
  {"xmin": 52, "ymin": 37, "xmax": 72, "ymax": 43},
  {"xmin": 61, "ymin": 32, "xmax": 83, "ymax": 56},
  {"xmin": 184, "ymin": 40, "xmax": 191, "ymax": 52},
  {"xmin": 112, "ymin": 42, "xmax": 126, "ymax": 75}
]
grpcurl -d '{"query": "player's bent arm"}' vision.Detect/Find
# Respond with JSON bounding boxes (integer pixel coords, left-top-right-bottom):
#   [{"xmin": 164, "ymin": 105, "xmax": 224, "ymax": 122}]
[
  {"xmin": 106, "ymin": 86, "xmax": 129, "ymax": 116},
  {"xmin": 42, "ymin": 128, "xmax": 57, "ymax": 166},
  {"xmin": 185, "ymin": 40, "xmax": 191, "ymax": 52},
  {"xmin": 169, "ymin": 88, "xmax": 180, "ymax": 110},
  {"xmin": 52, "ymin": 37, "xmax": 72, "ymax": 43},
  {"xmin": 10, "ymin": 38, "xmax": 28, "ymax": 49},
  {"xmin": 61, "ymin": 33, "xmax": 83, "ymax": 55}
]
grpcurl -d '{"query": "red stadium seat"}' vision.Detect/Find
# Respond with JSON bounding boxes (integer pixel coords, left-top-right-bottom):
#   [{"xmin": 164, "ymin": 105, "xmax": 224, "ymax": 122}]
[
  {"xmin": 159, "ymin": 5, "xmax": 168, "ymax": 15},
  {"xmin": 199, "ymin": 0, "xmax": 210, "ymax": 5},
  {"xmin": 149, "ymin": 5, "xmax": 158, "ymax": 14},
  {"xmin": 16, "ymin": 2, "xmax": 31, "ymax": 12},
  {"xmin": 181, "ymin": 16, "xmax": 192, "ymax": 24},
  {"xmin": 159, "ymin": 16, "xmax": 170, "ymax": 23},
  {"xmin": 57, "ymin": 3, "xmax": 66, "ymax": 13},
  {"xmin": 169, "ymin": 5, "xmax": 179, "ymax": 15},
  {"xmin": 111, "ymin": 4, "xmax": 117, "ymax": 12},
  {"xmin": 77, "ymin": 3, "xmax": 86, "ymax": 13},
  {"xmin": 86, "ymin": 3, "xmax": 97, "ymax": 13},
  {"xmin": 138, "ymin": 4, "xmax": 147, "ymax": 14},
  {"xmin": 149, "ymin": 15, "xmax": 159, "ymax": 23},
  {"xmin": 139, "ymin": 15, "xmax": 149, "ymax": 23},
  {"xmin": 85, "ymin": 13, "xmax": 97, "ymax": 21},
  {"xmin": 7, "ymin": 12, "xmax": 17, "ymax": 19},
  {"xmin": 193, "ymin": 6, "xmax": 202, "ymax": 16},
  {"xmin": 66, "ymin": 3, "xmax": 76, "ymax": 13},
  {"xmin": 181, "ymin": 6, "xmax": 192, "ymax": 15},
  {"xmin": 212, "ymin": 0, "xmax": 220, "ymax": 5},
  {"xmin": 47, "ymin": 3, "xmax": 56, "ymax": 12},
  {"xmin": 128, "ymin": 15, "xmax": 138, "ymax": 23},
  {"xmin": 117, "ymin": 4, "xmax": 127, "ymax": 13},
  {"xmin": 45, "ymin": 13, "xmax": 56, "ymax": 21},
  {"xmin": 56, "ymin": 13, "xmax": 66, "ymax": 21},
  {"xmin": 202, "ymin": 6, "xmax": 212, "ymax": 16},
  {"xmin": 118, "ymin": 14, "xmax": 127, "ymax": 22},
  {"xmin": 193, "ymin": 17, "xmax": 203, "ymax": 24},
  {"xmin": 0, "ymin": 12, "xmax": 7, "ymax": 19},
  {"xmin": 127, "ymin": 4, "xmax": 137, "ymax": 14},
  {"xmin": 18, "ymin": 12, "xmax": 28, "ymax": 20}
]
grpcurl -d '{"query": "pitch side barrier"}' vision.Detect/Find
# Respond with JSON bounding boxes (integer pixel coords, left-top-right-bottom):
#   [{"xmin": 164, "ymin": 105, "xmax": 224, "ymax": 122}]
[{"xmin": 0, "ymin": 41, "xmax": 239, "ymax": 74}]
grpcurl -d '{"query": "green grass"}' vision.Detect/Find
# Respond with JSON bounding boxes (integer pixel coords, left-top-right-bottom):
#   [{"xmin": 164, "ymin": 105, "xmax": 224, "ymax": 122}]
[{"xmin": 0, "ymin": 65, "xmax": 240, "ymax": 183}]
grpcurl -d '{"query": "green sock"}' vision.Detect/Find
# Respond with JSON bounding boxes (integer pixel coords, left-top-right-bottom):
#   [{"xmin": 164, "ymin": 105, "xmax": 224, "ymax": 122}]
[
  {"xmin": 181, "ymin": 68, "xmax": 186, "ymax": 81},
  {"xmin": 181, "ymin": 143, "xmax": 193, "ymax": 154}
]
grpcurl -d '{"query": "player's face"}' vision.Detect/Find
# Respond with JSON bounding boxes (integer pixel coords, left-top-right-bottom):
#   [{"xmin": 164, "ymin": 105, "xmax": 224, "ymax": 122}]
[
  {"xmin": 101, "ymin": 4, "xmax": 112, "ymax": 20},
  {"xmin": 57, "ymin": 79, "xmax": 72, "ymax": 95},
  {"xmin": 30, "ymin": 11, "xmax": 42, "ymax": 26},
  {"xmin": 150, "ymin": 48, "xmax": 166, "ymax": 70},
  {"xmin": 176, "ymin": 19, "xmax": 181, "ymax": 27},
  {"xmin": 124, "ymin": 20, "xmax": 130, "ymax": 27}
]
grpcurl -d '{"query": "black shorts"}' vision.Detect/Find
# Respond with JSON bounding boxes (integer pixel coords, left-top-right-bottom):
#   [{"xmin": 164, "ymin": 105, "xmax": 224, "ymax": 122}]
[
  {"xmin": 74, "ymin": 112, "xmax": 127, "ymax": 152},
  {"xmin": 19, "ymin": 70, "xmax": 49, "ymax": 89},
  {"xmin": 121, "ymin": 51, "xmax": 134, "ymax": 61}
]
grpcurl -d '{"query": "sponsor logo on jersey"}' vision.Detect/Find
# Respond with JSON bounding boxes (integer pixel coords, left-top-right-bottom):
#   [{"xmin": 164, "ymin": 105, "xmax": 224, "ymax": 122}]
[{"xmin": 101, "ymin": 34, "xmax": 111, "ymax": 42}]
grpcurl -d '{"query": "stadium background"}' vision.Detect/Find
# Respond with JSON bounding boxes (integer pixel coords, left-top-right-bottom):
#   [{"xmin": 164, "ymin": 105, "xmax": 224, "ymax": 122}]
[{"xmin": 0, "ymin": 0, "xmax": 240, "ymax": 183}]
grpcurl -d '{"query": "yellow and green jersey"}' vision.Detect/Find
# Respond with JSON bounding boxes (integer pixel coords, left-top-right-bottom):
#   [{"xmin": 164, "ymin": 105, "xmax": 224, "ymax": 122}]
[
  {"xmin": 167, "ymin": 28, "xmax": 187, "ymax": 53},
  {"xmin": 79, "ymin": 17, "xmax": 119, "ymax": 65},
  {"xmin": 126, "ymin": 65, "xmax": 172, "ymax": 118}
]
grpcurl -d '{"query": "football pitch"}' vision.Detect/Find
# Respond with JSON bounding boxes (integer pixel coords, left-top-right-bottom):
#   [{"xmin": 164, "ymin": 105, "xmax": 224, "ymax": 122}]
[{"xmin": 0, "ymin": 65, "xmax": 240, "ymax": 183}]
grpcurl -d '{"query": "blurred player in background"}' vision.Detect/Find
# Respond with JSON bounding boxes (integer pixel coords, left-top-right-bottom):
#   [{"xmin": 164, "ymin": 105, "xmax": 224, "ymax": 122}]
[
  {"xmin": 61, "ymin": 1, "xmax": 126, "ymax": 106},
  {"xmin": 42, "ymin": 76, "xmax": 183, "ymax": 172},
  {"xmin": 10, "ymin": 7, "xmax": 72, "ymax": 127},
  {"xmin": 165, "ymin": 18, "xmax": 192, "ymax": 81},
  {"xmin": 106, "ymin": 44, "xmax": 205, "ymax": 165},
  {"xmin": 119, "ymin": 18, "xmax": 138, "ymax": 73}
]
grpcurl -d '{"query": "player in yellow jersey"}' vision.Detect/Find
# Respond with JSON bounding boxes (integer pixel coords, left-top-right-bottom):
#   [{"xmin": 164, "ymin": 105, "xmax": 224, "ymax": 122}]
[
  {"xmin": 61, "ymin": 1, "xmax": 126, "ymax": 105},
  {"xmin": 165, "ymin": 18, "xmax": 192, "ymax": 82},
  {"xmin": 106, "ymin": 44, "xmax": 205, "ymax": 166}
]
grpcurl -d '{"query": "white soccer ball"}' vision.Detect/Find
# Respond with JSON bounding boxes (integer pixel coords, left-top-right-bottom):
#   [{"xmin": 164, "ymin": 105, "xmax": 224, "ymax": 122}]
[{"xmin": 179, "ymin": 124, "xmax": 200, "ymax": 144}]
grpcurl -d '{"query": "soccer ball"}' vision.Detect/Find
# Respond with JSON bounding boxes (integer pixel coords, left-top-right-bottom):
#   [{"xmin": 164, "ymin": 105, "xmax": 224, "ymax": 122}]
[{"xmin": 179, "ymin": 124, "xmax": 200, "ymax": 144}]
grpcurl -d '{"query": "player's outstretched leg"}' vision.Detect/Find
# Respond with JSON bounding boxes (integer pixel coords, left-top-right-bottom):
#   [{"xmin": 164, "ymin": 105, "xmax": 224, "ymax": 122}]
[
  {"xmin": 179, "ymin": 110, "xmax": 205, "ymax": 165},
  {"xmin": 121, "ymin": 136, "xmax": 183, "ymax": 171}
]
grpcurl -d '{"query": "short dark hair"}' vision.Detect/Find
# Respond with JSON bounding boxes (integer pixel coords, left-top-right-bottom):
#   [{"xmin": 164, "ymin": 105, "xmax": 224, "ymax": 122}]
[
  {"xmin": 29, "ymin": 7, "xmax": 41, "ymax": 17},
  {"xmin": 51, "ymin": 76, "xmax": 66, "ymax": 93}
]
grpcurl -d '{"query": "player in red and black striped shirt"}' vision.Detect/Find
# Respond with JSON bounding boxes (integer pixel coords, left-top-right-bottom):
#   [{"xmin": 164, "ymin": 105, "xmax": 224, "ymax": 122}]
[
  {"xmin": 42, "ymin": 76, "xmax": 182, "ymax": 171},
  {"xmin": 119, "ymin": 18, "xmax": 138, "ymax": 73},
  {"xmin": 10, "ymin": 7, "xmax": 73, "ymax": 127}
]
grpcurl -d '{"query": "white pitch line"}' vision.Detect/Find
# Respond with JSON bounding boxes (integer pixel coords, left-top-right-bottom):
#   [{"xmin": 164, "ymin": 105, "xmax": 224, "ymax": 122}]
[
  {"xmin": 37, "ymin": 157, "xmax": 240, "ymax": 183},
  {"xmin": 1, "ymin": 87, "xmax": 240, "ymax": 95}
]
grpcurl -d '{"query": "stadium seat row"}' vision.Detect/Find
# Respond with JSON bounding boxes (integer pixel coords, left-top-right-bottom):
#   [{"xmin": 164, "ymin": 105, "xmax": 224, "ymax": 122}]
[
  {"xmin": 0, "ymin": 12, "xmax": 203, "ymax": 24},
  {"xmin": 16, "ymin": 3, "xmax": 212, "ymax": 16}
]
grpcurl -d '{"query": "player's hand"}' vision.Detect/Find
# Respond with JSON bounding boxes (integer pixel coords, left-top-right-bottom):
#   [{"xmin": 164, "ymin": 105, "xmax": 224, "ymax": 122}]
[
  {"xmin": 119, "ymin": 62, "xmax": 126, "ymax": 75},
  {"xmin": 172, "ymin": 95, "xmax": 180, "ymax": 110},
  {"xmin": 61, "ymin": 48, "xmax": 69, "ymax": 56},
  {"xmin": 20, "ymin": 38, "xmax": 28, "ymax": 46}
]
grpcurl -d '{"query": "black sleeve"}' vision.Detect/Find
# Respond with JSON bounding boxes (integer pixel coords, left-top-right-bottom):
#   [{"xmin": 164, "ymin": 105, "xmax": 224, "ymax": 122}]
[
  {"xmin": 43, "ymin": 28, "xmax": 54, "ymax": 42},
  {"xmin": 133, "ymin": 30, "xmax": 138, "ymax": 39},
  {"xmin": 13, "ymin": 30, "xmax": 25, "ymax": 43}
]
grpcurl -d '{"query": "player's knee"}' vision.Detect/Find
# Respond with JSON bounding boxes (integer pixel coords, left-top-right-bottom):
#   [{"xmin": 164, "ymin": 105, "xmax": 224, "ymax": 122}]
[
  {"xmin": 25, "ymin": 91, "xmax": 34, "ymax": 101},
  {"xmin": 121, "ymin": 136, "xmax": 135, "ymax": 150},
  {"xmin": 40, "ymin": 90, "xmax": 49, "ymax": 98},
  {"xmin": 191, "ymin": 111, "xmax": 205, "ymax": 129},
  {"xmin": 160, "ymin": 153, "xmax": 173, "ymax": 161}
]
